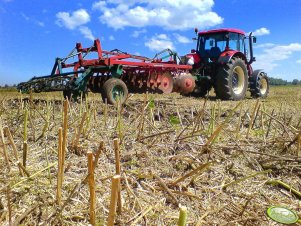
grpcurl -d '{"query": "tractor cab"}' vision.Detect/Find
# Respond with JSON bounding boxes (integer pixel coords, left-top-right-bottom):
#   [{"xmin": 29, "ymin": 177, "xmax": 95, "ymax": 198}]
[{"xmin": 196, "ymin": 29, "xmax": 246, "ymax": 62}]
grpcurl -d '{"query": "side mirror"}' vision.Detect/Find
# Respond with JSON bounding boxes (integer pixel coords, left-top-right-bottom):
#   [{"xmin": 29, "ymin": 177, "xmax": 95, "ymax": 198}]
[
  {"xmin": 191, "ymin": 49, "xmax": 196, "ymax": 53},
  {"xmin": 253, "ymin": 36, "xmax": 257, "ymax": 43}
]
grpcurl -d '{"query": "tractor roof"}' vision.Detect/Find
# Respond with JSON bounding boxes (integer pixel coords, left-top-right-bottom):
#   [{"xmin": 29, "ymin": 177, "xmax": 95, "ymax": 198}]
[{"xmin": 198, "ymin": 28, "xmax": 245, "ymax": 35}]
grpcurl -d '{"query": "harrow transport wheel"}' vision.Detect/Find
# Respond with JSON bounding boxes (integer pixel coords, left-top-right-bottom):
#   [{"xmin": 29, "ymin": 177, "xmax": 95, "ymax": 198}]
[
  {"xmin": 158, "ymin": 73, "xmax": 173, "ymax": 94},
  {"xmin": 215, "ymin": 57, "xmax": 248, "ymax": 100},
  {"xmin": 250, "ymin": 73, "xmax": 269, "ymax": 98},
  {"xmin": 102, "ymin": 78, "xmax": 128, "ymax": 105}
]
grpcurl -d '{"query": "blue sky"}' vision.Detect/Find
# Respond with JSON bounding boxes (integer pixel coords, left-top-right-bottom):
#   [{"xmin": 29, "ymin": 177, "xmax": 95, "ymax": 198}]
[{"xmin": 0, "ymin": 0, "xmax": 301, "ymax": 85}]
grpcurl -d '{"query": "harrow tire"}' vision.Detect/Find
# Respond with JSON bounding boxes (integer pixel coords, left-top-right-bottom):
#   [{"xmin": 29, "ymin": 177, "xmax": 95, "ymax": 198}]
[
  {"xmin": 215, "ymin": 57, "xmax": 248, "ymax": 100},
  {"xmin": 250, "ymin": 72, "xmax": 269, "ymax": 98},
  {"xmin": 102, "ymin": 78, "xmax": 128, "ymax": 105}
]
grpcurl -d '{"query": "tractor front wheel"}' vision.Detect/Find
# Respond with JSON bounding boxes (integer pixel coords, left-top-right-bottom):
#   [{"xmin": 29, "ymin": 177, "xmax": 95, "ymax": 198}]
[
  {"xmin": 215, "ymin": 57, "xmax": 248, "ymax": 100},
  {"xmin": 102, "ymin": 78, "xmax": 128, "ymax": 105},
  {"xmin": 250, "ymin": 73, "xmax": 269, "ymax": 98}
]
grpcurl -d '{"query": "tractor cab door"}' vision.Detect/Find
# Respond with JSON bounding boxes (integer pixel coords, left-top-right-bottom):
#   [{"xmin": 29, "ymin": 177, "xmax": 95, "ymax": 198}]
[{"xmin": 227, "ymin": 32, "xmax": 245, "ymax": 54}]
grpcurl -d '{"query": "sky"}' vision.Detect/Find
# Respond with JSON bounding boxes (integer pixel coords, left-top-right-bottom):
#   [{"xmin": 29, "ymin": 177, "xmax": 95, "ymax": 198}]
[{"xmin": 0, "ymin": 0, "xmax": 301, "ymax": 85}]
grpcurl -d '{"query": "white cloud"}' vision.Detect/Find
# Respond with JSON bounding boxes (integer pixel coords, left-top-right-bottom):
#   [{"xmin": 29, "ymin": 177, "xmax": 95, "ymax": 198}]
[
  {"xmin": 109, "ymin": 35, "xmax": 115, "ymax": 41},
  {"xmin": 93, "ymin": 0, "xmax": 223, "ymax": 30},
  {"xmin": 253, "ymin": 43, "xmax": 275, "ymax": 49},
  {"xmin": 56, "ymin": 9, "xmax": 90, "ymax": 30},
  {"xmin": 253, "ymin": 43, "xmax": 301, "ymax": 71},
  {"xmin": 297, "ymin": 59, "xmax": 301, "ymax": 64},
  {"xmin": 145, "ymin": 34, "xmax": 175, "ymax": 52},
  {"xmin": 252, "ymin": 27, "xmax": 270, "ymax": 36},
  {"xmin": 21, "ymin": 12, "xmax": 45, "ymax": 27},
  {"xmin": 37, "ymin": 21, "xmax": 45, "ymax": 27},
  {"xmin": 79, "ymin": 26, "xmax": 95, "ymax": 41},
  {"xmin": 132, "ymin": 28, "xmax": 147, "ymax": 38},
  {"xmin": 21, "ymin": 12, "xmax": 30, "ymax": 21},
  {"xmin": 174, "ymin": 33, "xmax": 191, "ymax": 44},
  {"xmin": 92, "ymin": 1, "xmax": 107, "ymax": 10}
]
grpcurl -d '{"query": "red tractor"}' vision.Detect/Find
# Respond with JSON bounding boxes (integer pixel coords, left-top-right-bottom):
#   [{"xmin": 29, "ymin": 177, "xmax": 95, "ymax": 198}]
[{"xmin": 186, "ymin": 28, "xmax": 269, "ymax": 100}]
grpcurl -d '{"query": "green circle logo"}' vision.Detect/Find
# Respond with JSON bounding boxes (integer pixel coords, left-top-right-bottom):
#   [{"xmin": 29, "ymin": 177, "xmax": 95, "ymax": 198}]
[{"xmin": 267, "ymin": 206, "xmax": 299, "ymax": 224}]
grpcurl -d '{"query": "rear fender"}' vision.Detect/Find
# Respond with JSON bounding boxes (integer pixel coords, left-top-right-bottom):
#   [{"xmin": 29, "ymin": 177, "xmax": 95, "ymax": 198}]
[
  {"xmin": 218, "ymin": 51, "xmax": 250, "ymax": 75},
  {"xmin": 218, "ymin": 51, "xmax": 247, "ymax": 65}
]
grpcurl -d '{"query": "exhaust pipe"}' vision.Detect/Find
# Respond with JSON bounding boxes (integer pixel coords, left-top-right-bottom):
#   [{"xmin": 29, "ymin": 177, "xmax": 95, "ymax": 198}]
[{"xmin": 248, "ymin": 32, "xmax": 256, "ymax": 65}]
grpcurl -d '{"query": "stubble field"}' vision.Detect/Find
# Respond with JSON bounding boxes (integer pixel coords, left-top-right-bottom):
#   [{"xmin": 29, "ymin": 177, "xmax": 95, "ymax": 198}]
[{"xmin": 0, "ymin": 86, "xmax": 301, "ymax": 225}]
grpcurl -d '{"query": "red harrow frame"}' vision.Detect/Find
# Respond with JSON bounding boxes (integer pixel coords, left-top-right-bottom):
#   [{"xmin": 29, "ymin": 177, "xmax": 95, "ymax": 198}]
[{"xmin": 18, "ymin": 39, "xmax": 195, "ymax": 104}]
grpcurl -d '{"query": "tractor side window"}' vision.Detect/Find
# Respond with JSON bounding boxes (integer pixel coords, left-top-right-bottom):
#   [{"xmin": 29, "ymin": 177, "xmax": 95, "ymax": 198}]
[
  {"xmin": 228, "ymin": 33, "xmax": 245, "ymax": 53},
  {"xmin": 205, "ymin": 37, "xmax": 215, "ymax": 50},
  {"xmin": 228, "ymin": 33, "xmax": 239, "ymax": 51},
  {"xmin": 198, "ymin": 33, "xmax": 226, "ymax": 58},
  {"xmin": 216, "ymin": 39, "xmax": 226, "ymax": 51},
  {"xmin": 238, "ymin": 34, "xmax": 245, "ymax": 53}
]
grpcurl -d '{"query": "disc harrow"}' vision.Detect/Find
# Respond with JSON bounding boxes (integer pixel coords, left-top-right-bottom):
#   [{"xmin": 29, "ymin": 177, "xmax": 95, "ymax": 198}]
[{"xmin": 18, "ymin": 39, "xmax": 194, "ymax": 104}]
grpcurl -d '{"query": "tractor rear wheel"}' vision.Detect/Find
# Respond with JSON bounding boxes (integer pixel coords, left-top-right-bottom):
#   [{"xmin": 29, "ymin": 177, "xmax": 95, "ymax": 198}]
[
  {"xmin": 215, "ymin": 57, "xmax": 248, "ymax": 100},
  {"xmin": 250, "ymin": 73, "xmax": 269, "ymax": 98},
  {"xmin": 102, "ymin": 78, "xmax": 128, "ymax": 105}
]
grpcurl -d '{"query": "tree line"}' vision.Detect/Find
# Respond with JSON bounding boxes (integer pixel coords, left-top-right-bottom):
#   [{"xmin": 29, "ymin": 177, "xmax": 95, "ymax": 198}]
[{"xmin": 268, "ymin": 77, "xmax": 301, "ymax": 86}]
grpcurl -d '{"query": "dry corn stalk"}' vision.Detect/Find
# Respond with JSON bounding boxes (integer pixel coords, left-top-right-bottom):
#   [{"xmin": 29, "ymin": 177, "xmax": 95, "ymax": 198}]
[
  {"xmin": 113, "ymin": 138, "xmax": 122, "ymax": 215},
  {"xmin": 56, "ymin": 127, "xmax": 63, "ymax": 206},
  {"xmin": 62, "ymin": 100, "xmax": 68, "ymax": 166},
  {"xmin": 0, "ymin": 123, "xmax": 10, "ymax": 171},
  {"xmin": 87, "ymin": 151, "xmax": 96, "ymax": 225},
  {"xmin": 107, "ymin": 175, "xmax": 121, "ymax": 226}
]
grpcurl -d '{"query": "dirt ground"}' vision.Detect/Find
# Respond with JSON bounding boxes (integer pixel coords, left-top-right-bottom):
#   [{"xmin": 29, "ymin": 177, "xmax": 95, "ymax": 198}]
[{"xmin": 0, "ymin": 86, "xmax": 301, "ymax": 225}]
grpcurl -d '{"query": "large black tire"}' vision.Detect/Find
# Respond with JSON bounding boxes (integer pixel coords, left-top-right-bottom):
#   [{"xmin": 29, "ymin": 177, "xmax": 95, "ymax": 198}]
[
  {"xmin": 250, "ymin": 73, "xmax": 269, "ymax": 98},
  {"xmin": 102, "ymin": 78, "xmax": 128, "ymax": 105},
  {"xmin": 215, "ymin": 57, "xmax": 248, "ymax": 100}
]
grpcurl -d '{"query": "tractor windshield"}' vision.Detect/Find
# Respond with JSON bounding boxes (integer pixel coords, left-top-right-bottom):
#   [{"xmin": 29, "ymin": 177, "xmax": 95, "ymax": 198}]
[{"xmin": 197, "ymin": 32, "xmax": 245, "ymax": 59}]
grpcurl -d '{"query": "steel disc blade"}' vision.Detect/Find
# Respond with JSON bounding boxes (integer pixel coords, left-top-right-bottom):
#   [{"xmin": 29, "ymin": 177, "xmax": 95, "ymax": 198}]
[
  {"xmin": 158, "ymin": 73, "xmax": 173, "ymax": 94},
  {"xmin": 175, "ymin": 75, "xmax": 196, "ymax": 94}
]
